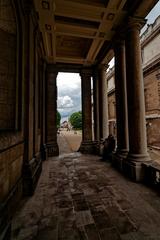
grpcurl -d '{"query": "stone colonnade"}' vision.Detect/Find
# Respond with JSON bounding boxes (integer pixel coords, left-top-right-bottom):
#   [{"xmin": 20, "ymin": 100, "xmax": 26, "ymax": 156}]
[
  {"xmin": 112, "ymin": 17, "xmax": 150, "ymax": 181},
  {"xmin": 44, "ymin": 17, "xmax": 150, "ymax": 181}
]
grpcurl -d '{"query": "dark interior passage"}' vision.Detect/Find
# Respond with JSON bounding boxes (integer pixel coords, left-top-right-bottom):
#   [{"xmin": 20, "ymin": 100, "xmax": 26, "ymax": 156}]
[{"xmin": 12, "ymin": 134, "xmax": 160, "ymax": 240}]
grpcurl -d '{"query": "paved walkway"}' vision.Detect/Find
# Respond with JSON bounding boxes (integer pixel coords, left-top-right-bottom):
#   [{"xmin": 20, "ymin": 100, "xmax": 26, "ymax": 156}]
[
  {"xmin": 12, "ymin": 135, "xmax": 160, "ymax": 240},
  {"xmin": 59, "ymin": 130, "xmax": 82, "ymax": 152}
]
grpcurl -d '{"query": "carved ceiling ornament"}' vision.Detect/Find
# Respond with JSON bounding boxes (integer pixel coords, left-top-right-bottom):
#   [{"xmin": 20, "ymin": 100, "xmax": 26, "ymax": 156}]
[{"xmin": 42, "ymin": 0, "xmax": 50, "ymax": 10}]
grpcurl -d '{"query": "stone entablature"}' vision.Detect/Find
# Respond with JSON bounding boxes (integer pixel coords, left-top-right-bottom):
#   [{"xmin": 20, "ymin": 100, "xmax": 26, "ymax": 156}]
[{"xmin": 107, "ymin": 15, "xmax": 160, "ymax": 86}]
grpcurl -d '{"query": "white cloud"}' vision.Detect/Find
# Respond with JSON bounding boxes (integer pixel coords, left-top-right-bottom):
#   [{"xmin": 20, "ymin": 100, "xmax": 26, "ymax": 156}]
[
  {"xmin": 58, "ymin": 96, "xmax": 74, "ymax": 108},
  {"xmin": 57, "ymin": 72, "xmax": 81, "ymax": 120},
  {"xmin": 57, "ymin": 73, "xmax": 81, "ymax": 90}
]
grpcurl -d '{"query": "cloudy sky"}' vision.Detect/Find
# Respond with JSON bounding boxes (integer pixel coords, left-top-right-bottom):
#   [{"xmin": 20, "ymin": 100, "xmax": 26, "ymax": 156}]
[
  {"xmin": 57, "ymin": 1, "xmax": 160, "ymax": 122},
  {"xmin": 141, "ymin": 0, "xmax": 160, "ymax": 33},
  {"xmin": 57, "ymin": 73, "xmax": 81, "ymax": 122}
]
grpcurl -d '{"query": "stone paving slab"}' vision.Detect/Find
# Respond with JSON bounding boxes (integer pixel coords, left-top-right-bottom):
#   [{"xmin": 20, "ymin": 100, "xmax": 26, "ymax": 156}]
[{"xmin": 12, "ymin": 136, "xmax": 160, "ymax": 240}]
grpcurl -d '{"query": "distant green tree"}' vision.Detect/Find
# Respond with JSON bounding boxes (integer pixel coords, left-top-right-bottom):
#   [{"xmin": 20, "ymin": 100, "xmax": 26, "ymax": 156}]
[
  {"xmin": 69, "ymin": 111, "xmax": 82, "ymax": 130},
  {"xmin": 57, "ymin": 111, "xmax": 61, "ymax": 128}
]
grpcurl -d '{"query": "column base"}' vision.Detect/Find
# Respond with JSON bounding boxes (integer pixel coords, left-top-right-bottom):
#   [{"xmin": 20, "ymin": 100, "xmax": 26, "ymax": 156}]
[
  {"xmin": 79, "ymin": 141, "xmax": 96, "ymax": 154},
  {"xmin": 22, "ymin": 153, "xmax": 42, "ymax": 196},
  {"xmin": 112, "ymin": 150, "xmax": 128, "ymax": 171},
  {"xmin": 123, "ymin": 153, "xmax": 151, "ymax": 182},
  {"xmin": 41, "ymin": 144, "xmax": 47, "ymax": 161},
  {"xmin": 93, "ymin": 140, "xmax": 102, "ymax": 155},
  {"xmin": 46, "ymin": 142, "xmax": 59, "ymax": 157}
]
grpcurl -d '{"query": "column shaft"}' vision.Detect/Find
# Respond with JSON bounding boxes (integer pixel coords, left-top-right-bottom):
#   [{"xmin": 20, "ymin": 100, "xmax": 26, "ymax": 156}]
[
  {"xmin": 79, "ymin": 69, "xmax": 94, "ymax": 154},
  {"xmin": 93, "ymin": 69, "xmax": 100, "ymax": 141},
  {"xmin": 46, "ymin": 65, "xmax": 59, "ymax": 156},
  {"xmin": 113, "ymin": 40, "xmax": 129, "ymax": 170},
  {"xmin": 98, "ymin": 71, "xmax": 103, "ymax": 139},
  {"xmin": 125, "ymin": 18, "xmax": 150, "ymax": 181},
  {"xmin": 114, "ymin": 41, "xmax": 129, "ymax": 155},
  {"xmin": 99, "ymin": 65, "xmax": 109, "ymax": 140}
]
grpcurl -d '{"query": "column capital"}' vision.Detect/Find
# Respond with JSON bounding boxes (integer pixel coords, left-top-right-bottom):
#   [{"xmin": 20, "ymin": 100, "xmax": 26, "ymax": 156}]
[
  {"xmin": 98, "ymin": 64, "xmax": 109, "ymax": 72},
  {"xmin": 113, "ymin": 38, "xmax": 125, "ymax": 49},
  {"xmin": 46, "ymin": 64, "xmax": 58, "ymax": 76},
  {"xmin": 126, "ymin": 17, "xmax": 146, "ymax": 32},
  {"xmin": 80, "ymin": 68, "xmax": 92, "ymax": 78},
  {"xmin": 21, "ymin": 0, "xmax": 34, "ymax": 15}
]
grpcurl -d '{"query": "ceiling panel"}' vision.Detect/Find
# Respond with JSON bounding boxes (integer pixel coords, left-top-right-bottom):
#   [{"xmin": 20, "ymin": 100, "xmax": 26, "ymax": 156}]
[{"xmin": 34, "ymin": 0, "xmax": 158, "ymax": 66}]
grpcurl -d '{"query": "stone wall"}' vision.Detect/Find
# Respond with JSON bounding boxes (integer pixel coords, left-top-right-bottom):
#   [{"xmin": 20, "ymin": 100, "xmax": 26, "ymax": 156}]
[
  {"xmin": 146, "ymin": 118, "xmax": 160, "ymax": 147},
  {"xmin": 0, "ymin": 0, "xmax": 17, "ymax": 130},
  {"xmin": 144, "ymin": 70, "xmax": 160, "ymax": 114},
  {"xmin": 0, "ymin": 133, "xmax": 23, "ymax": 202},
  {"xmin": 144, "ymin": 66, "xmax": 160, "ymax": 147},
  {"xmin": 0, "ymin": 1, "xmax": 46, "ymax": 239}
]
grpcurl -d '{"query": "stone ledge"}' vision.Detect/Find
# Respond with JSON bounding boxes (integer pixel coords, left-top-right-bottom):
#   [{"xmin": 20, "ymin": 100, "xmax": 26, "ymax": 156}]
[
  {"xmin": 143, "ymin": 161, "xmax": 160, "ymax": 186},
  {"xmin": 0, "ymin": 131, "xmax": 23, "ymax": 152}
]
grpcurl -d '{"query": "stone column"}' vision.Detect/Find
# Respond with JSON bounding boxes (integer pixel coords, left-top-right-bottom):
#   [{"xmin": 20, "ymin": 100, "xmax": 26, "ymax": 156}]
[
  {"xmin": 125, "ymin": 17, "xmax": 150, "ymax": 181},
  {"xmin": 93, "ymin": 68, "xmax": 100, "ymax": 141},
  {"xmin": 79, "ymin": 68, "xmax": 94, "ymax": 154},
  {"xmin": 113, "ymin": 40, "xmax": 129, "ymax": 169},
  {"xmin": 41, "ymin": 60, "xmax": 47, "ymax": 160},
  {"xmin": 92, "ymin": 68, "xmax": 101, "ymax": 155},
  {"xmin": 99, "ymin": 65, "xmax": 109, "ymax": 140},
  {"xmin": 46, "ymin": 65, "xmax": 59, "ymax": 157}
]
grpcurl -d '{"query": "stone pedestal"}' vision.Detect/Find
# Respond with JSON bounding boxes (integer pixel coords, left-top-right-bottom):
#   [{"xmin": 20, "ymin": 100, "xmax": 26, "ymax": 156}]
[
  {"xmin": 113, "ymin": 39, "xmax": 129, "ymax": 170},
  {"xmin": 22, "ymin": 158, "xmax": 42, "ymax": 195},
  {"xmin": 79, "ymin": 141, "xmax": 95, "ymax": 154},
  {"xmin": 79, "ymin": 68, "xmax": 94, "ymax": 154},
  {"xmin": 46, "ymin": 142, "xmax": 59, "ymax": 157},
  {"xmin": 124, "ymin": 17, "xmax": 150, "ymax": 181},
  {"xmin": 46, "ymin": 65, "xmax": 59, "ymax": 157}
]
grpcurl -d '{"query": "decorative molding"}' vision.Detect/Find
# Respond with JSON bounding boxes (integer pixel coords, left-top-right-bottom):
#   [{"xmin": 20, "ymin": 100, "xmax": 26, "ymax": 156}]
[
  {"xmin": 21, "ymin": 0, "xmax": 33, "ymax": 15},
  {"xmin": 145, "ymin": 114, "xmax": 160, "ymax": 119},
  {"xmin": 127, "ymin": 16, "xmax": 146, "ymax": 31},
  {"xmin": 80, "ymin": 67, "xmax": 93, "ymax": 77},
  {"xmin": 106, "ymin": 13, "xmax": 115, "ymax": 21},
  {"xmin": 42, "ymin": 1, "xmax": 50, "ymax": 10},
  {"xmin": 45, "ymin": 24, "xmax": 51, "ymax": 31}
]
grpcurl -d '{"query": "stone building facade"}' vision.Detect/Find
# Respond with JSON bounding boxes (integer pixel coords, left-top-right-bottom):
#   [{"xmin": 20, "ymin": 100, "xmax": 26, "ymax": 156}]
[
  {"xmin": 141, "ymin": 16, "xmax": 160, "ymax": 148},
  {"xmin": 107, "ymin": 15, "xmax": 160, "ymax": 149},
  {"xmin": 107, "ymin": 68, "xmax": 116, "ymax": 137}
]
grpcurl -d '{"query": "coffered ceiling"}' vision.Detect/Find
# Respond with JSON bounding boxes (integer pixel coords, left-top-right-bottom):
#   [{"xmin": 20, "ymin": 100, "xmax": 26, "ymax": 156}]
[{"xmin": 34, "ymin": 0, "xmax": 158, "ymax": 66}]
